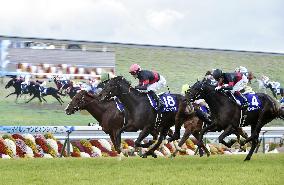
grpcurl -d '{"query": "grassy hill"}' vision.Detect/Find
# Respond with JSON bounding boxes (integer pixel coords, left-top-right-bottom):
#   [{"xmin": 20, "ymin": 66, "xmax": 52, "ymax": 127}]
[{"xmin": 0, "ymin": 46, "xmax": 283, "ymax": 126}]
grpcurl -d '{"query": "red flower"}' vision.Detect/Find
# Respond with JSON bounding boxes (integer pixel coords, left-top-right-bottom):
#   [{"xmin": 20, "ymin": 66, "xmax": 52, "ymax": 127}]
[
  {"xmin": 124, "ymin": 139, "xmax": 135, "ymax": 147},
  {"xmin": 12, "ymin": 134, "xmax": 25, "ymax": 140},
  {"xmin": 16, "ymin": 146, "xmax": 25, "ymax": 157}
]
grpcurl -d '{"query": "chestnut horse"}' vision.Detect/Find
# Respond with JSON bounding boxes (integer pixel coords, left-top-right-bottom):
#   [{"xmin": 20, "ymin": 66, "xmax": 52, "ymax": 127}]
[{"xmin": 65, "ymin": 90, "xmax": 160, "ymax": 155}]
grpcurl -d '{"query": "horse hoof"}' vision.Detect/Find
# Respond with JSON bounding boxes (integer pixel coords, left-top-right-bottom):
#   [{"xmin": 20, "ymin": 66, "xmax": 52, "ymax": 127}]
[
  {"xmin": 152, "ymin": 153, "xmax": 157, "ymax": 158},
  {"xmin": 141, "ymin": 154, "xmax": 147, "ymax": 158},
  {"xmin": 244, "ymin": 157, "xmax": 251, "ymax": 161}
]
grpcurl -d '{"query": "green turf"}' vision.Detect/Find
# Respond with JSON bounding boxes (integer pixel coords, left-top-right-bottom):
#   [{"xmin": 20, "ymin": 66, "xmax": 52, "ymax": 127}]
[
  {"xmin": 0, "ymin": 154, "xmax": 283, "ymax": 185},
  {"xmin": 0, "ymin": 47, "xmax": 283, "ymax": 126}
]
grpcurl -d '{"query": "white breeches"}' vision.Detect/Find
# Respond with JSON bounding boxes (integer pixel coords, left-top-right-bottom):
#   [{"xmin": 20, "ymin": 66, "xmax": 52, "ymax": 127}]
[
  {"xmin": 232, "ymin": 75, "xmax": 248, "ymax": 93},
  {"xmin": 147, "ymin": 75, "xmax": 166, "ymax": 92}
]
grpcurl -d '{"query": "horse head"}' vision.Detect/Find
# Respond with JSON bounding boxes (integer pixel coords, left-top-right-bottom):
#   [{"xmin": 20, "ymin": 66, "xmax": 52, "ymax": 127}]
[
  {"xmin": 186, "ymin": 79, "xmax": 214, "ymax": 101},
  {"xmin": 99, "ymin": 76, "xmax": 131, "ymax": 101},
  {"xmin": 5, "ymin": 78, "xmax": 16, "ymax": 89},
  {"xmin": 65, "ymin": 90, "xmax": 93, "ymax": 115}
]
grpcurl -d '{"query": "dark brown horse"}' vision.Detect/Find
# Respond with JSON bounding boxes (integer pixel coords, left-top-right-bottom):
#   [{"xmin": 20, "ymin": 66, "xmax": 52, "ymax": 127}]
[
  {"xmin": 172, "ymin": 102, "xmax": 249, "ymax": 157},
  {"xmin": 98, "ymin": 76, "xmax": 189, "ymax": 158},
  {"xmin": 187, "ymin": 79, "xmax": 283, "ymax": 160},
  {"xmin": 5, "ymin": 78, "xmax": 25, "ymax": 102},
  {"xmin": 65, "ymin": 90, "xmax": 160, "ymax": 155}
]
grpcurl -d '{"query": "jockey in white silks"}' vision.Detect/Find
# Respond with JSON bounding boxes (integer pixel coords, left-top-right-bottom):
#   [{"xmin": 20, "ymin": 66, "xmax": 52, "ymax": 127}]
[{"xmin": 20, "ymin": 75, "xmax": 31, "ymax": 93}]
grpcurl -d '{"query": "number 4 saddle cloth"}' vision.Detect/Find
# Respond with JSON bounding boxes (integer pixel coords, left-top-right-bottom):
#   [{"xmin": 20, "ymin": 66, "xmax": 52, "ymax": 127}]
[{"xmin": 236, "ymin": 93, "xmax": 262, "ymax": 112}]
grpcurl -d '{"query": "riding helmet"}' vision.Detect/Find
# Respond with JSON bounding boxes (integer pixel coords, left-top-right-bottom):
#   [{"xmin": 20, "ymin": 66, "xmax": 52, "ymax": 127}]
[
  {"xmin": 212, "ymin": 69, "xmax": 223, "ymax": 79},
  {"xmin": 129, "ymin": 64, "xmax": 141, "ymax": 75}
]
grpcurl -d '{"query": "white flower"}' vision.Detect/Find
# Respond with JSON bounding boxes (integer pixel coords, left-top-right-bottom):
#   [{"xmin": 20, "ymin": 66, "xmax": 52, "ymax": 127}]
[
  {"xmin": 46, "ymin": 139, "xmax": 58, "ymax": 155},
  {"xmin": 1, "ymin": 154, "xmax": 11, "ymax": 159},
  {"xmin": 224, "ymin": 151, "xmax": 233, "ymax": 155},
  {"xmin": 43, "ymin": 154, "xmax": 53, "ymax": 158},
  {"xmin": 154, "ymin": 150, "xmax": 164, "ymax": 157},
  {"xmin": 98, "ymin": 139, "xmax": 112, "ymax": 151},
  {"xmin": 268, "ymin": 149, "xmax": 279, "ymax": 153},
  {"xmin": 59, "ymin": 140, "xmax": 73, "ymax": 153},
  {"xmin": 186, "ymin": 149, "xmax": 195, "ymax": 155},
  {"xmin": 25, "ymin": 146, "xmax": 34, "ymax": 158},
  {"xmin": 4, "ymin": 139, "xmax": 16, "ymax": 156},
  {"xmin": 161, "ymin": 146, "xmax": 171, "ymax": 157},
  {"xmin": 22, "ymin": 134, "xmax": 36, "ymax": 144},
  {"xmin": 80, "ymin": 152, "xmax": 91, "ymax": 158},
  {"xmin": 92, "ymin": 146, "xmax": 102, "ymax": 157}
]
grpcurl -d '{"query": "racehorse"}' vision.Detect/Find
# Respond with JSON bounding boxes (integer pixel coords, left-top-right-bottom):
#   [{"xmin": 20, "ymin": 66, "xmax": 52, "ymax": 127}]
[
  {"xmin": 5, "ymin": 78, "xmax": 33, "ymax": 102},
  {"xmin": 5, "ymin": 78, "xmax": 25, "ymax": 101},
  {"xmin": 257, "ymin": 79, "xmax": 284, "ymax": 99},
  {"xmin": 65, "ymin": 90, "xmax": 163, "ymax": 155},
  {"xmin": 99, "ymin": 76, "xmax": 190, "ymax": 158},
  {"xmin": 172, "ymin": 102, "xmax": 248, "ymax": 157},
  {"xmin": 26, "ymin": 83, "xmax": 65, "ymax": 105},
  {"xmin": 50, "ymin": 76, "xmax": 81, "ymax": 99},
  {"xmin": 187, "ymin": 79, "xmax": 284, "ymax": 160},
  {"xmin": 172, "ymin": 103, "xmax": 210, "ymax": 157}
]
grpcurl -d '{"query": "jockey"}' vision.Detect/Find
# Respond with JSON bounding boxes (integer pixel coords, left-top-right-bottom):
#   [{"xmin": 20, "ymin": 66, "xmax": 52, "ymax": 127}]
[
  {"xmin": 212, "ymin": 68, "xmax": 249, "ymax": 109},
  {"xmin": 235, "ymin": 66, "xmax": 249, "ymax": 77},
  {"xmin": 20, "ymin": 75, "xmax": 31, "ymax": 93},
  {"xmin": 129, "ymin": 64, "xmax": 166, "ymax": 110},
  {"xmin": 36, "ymin": 80, "xmax": 47, "ymax": 95}
]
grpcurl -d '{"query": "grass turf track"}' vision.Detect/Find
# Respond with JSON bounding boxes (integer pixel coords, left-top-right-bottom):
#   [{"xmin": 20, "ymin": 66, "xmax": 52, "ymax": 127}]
[
  {"xmin": 0, "ymin": 154, "xmax": 283, "ymax": 185},
  {"xmin": 0, "ymin": 46, "xmax": 283, "ymax": 126}
]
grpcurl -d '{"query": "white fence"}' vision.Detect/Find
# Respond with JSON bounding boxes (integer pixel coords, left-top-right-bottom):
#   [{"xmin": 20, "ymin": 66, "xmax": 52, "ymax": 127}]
[{"xmin": 1, "ymin": 126, "xmax": 283, "ymax": 140}]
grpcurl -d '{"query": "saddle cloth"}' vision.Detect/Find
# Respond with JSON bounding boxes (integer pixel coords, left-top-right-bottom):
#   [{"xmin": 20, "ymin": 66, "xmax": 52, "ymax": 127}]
[
  {"xmin": 147, "ymin": 93, "xmax": 178, "ymax": 112},
  {"xmin": 236, "ymin": 93, "xmax": 262, "ymax": 112}
]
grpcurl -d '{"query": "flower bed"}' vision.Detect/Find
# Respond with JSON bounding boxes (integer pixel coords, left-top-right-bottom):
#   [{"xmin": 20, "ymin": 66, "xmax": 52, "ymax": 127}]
[{"xmin": 0, "ymin": 133, "xmax": 238, "ymax": 159}]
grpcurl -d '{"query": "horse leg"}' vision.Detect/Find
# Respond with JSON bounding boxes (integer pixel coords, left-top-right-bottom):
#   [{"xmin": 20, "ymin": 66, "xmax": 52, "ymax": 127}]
[
  {"xmin": 193, "ymin": 132, "xmax": 210, "ymax": 157},
  {"xmin": 143, "ymin": 126, "xmax": 169, "ymax": 158},
  {"xmin": 134, "ymin": 126, "xmax": 152, "ymax": 148},
  {"xmin": 177, "ymin": 128, "xmax": 191, "ymax": 151},
  {"xmin": 198, "ymin": 123, "xmax": 216, "ymax": 157},
  {"xmin": 109, "ymin": 132, "xmax": 124, "ymax": 160},
  {"xmin": 244, "ymin": 136, "xmax": 259, "ymax": 161},
  {"xmin": 6, "ymin": 92, "xmax": 16, "ymax": 98},
  {"xmin": 218, "ymin": 125, "xmax": 234, "ymax": 148},
  {"xmin": 115, "ymin": 124, "xmax": 135, "ymax": 152},
  {"xmin": 55, "ymin": 96, "xmax": 63, "ymax": 105},
  {"xmin": 172, "ymin": 128, "xmax": 192, "ymax": 157},
  {"xmin": 26, "ymin": 95, "xmax": 37, "ymax": 103}
]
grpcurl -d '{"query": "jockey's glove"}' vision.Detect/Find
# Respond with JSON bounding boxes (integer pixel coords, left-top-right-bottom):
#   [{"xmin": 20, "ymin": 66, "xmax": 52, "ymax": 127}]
[{"xmin": 215, "ymin": 86, "xmax": 222, "ymax": 91}]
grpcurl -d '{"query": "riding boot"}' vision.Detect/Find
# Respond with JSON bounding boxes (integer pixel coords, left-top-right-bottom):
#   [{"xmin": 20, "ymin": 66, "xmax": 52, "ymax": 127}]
[
  {"xmin": 149, "ymin": 90, "xmax": 164, "ymax": 111},
  {"xmin": 195, "ymin": 109, "xmax": 212, "ymax": 126}
]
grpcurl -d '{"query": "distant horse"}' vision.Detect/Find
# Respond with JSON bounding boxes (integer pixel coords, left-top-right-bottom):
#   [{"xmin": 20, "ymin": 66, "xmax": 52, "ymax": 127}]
[
  {"xmin": 187, "ymin": 79, "xmax": 283, "ymax": 160},
  {"xmin": 26, "ymin": 84, "xmax": 65, "ymax": 105},
  {"xmin": 5, "ymin": 78, "xmax": 31, "ymax": 102},
  {"xmin": 99, "ymin": 76, "xmax": 189, "ymax": 158},
  {"xmin": 65, "ymin": 90, "xmax": 163, "ymax": 154},
  {"xmin": 256, "ymin": 79, "xmax": 284, "ymax": 99}
]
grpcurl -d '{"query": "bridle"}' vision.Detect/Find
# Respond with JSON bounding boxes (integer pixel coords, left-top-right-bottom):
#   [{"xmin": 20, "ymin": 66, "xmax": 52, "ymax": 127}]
[
  {"xmin": 187, "ymin": 81, "xmax": 205, "ymax": 102},
  {"xmin": 69, "ymin": 92, "xmax": 97, "ymax": 111}
]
